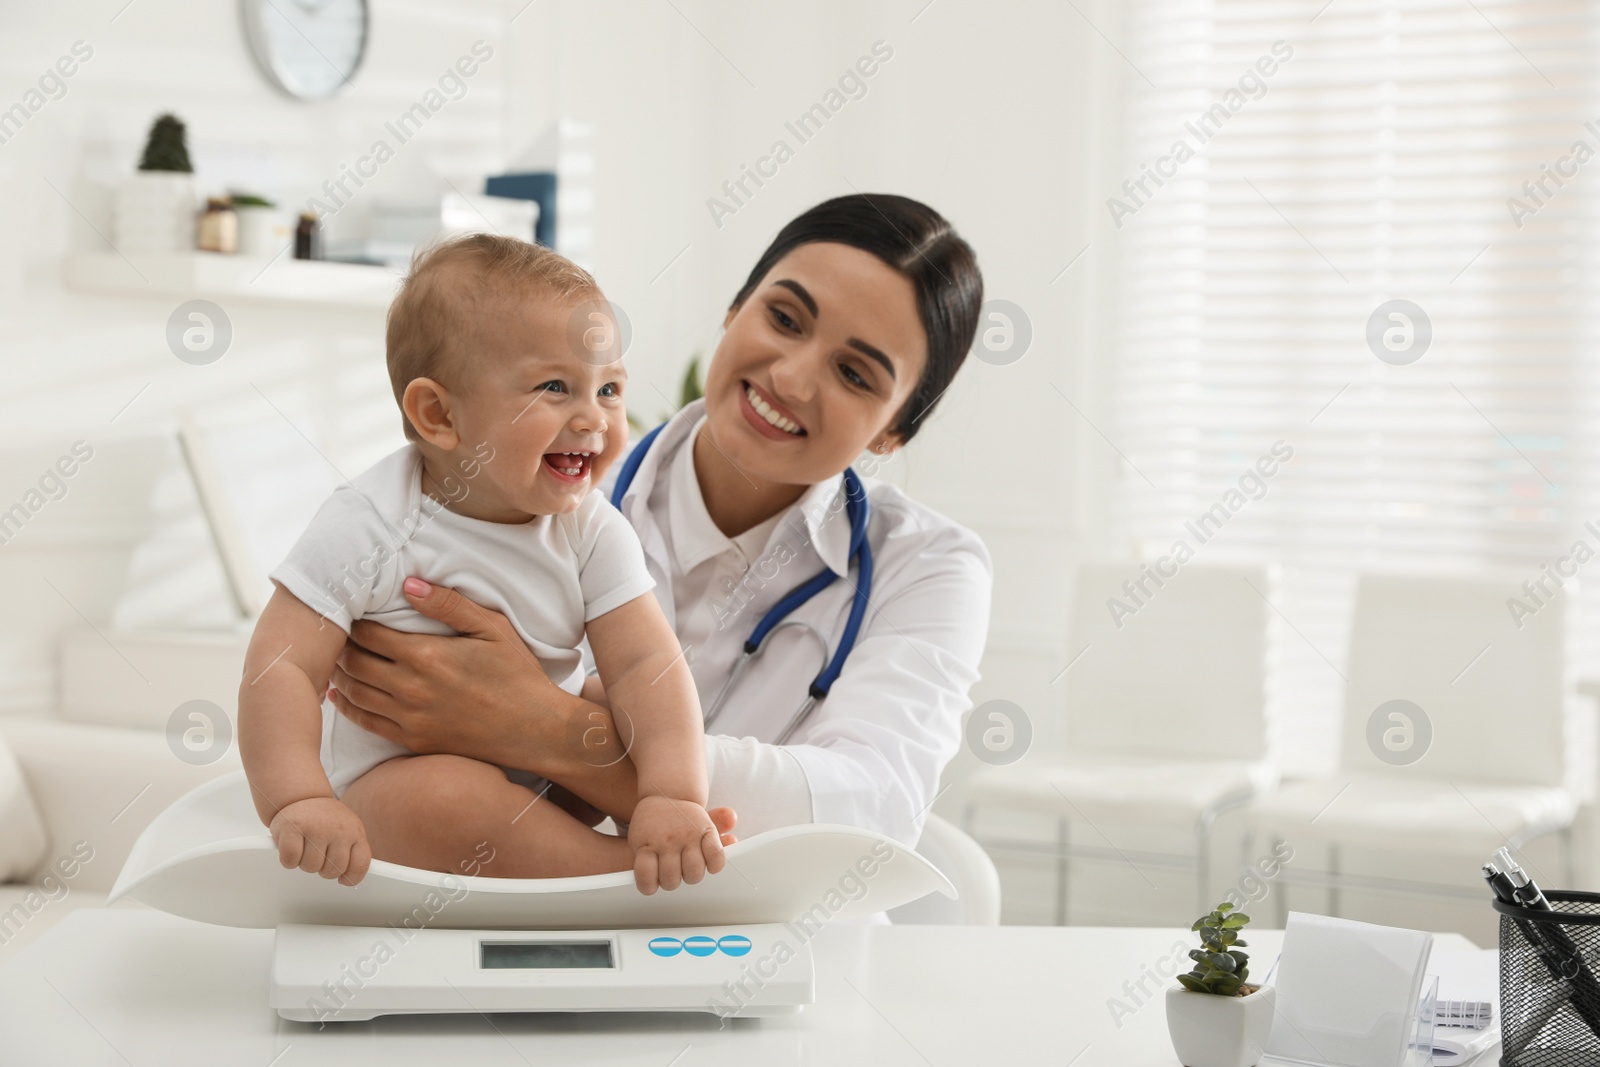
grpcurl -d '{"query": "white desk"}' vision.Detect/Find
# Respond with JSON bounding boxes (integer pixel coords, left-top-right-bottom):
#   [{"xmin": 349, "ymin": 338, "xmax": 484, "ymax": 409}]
[{"xmin": 0, "ymin": 910, "xmax": 1485, "ymax": 1065}]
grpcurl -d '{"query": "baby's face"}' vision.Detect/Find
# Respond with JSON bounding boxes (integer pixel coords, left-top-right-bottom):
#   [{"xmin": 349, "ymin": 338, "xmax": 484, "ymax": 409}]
[{"xmin": 448, "ymin": 288, "xmax": 629, "ymax": 517}]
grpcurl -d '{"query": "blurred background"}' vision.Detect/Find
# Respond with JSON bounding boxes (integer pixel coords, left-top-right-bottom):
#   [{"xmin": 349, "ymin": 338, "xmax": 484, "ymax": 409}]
[{"xmin": 1, "ymin": 0, "xmax": 1594, "ymax": 954}]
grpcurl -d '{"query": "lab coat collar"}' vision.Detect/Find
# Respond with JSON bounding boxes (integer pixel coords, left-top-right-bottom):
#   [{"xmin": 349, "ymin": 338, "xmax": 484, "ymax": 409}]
[
  {"xmin": 667, "ymin": 414, "xmax": 735, "ymax": 575},
  {"xmin": 623, "ymin": 399, "xmax": 853, "ymax": 578},
  {"xmin": 789, "ymin": 472, "xmax": 853, "ymax": 577}
]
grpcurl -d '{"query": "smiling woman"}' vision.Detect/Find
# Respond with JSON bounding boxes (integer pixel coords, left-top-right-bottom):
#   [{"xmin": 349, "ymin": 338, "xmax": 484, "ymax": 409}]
[
  {"xmin": 328, "ymin": 193, "xmax": 994, "ymax": 858},
  {"xmin": 694, "ymin": 195, "xmax": 983, "ymax": 529}
]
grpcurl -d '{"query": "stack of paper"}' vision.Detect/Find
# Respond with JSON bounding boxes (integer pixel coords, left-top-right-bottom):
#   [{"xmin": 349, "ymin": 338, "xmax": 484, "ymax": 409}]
[{"xmin": 1426, "ymin": 948, "xmax": 1500, "ymax": 1066}]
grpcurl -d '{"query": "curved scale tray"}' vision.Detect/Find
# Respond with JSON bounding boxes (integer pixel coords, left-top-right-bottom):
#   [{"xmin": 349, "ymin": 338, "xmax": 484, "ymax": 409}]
[{"xmin": 108, "ymin": 772, "xmax": 955, "ymax": 930}]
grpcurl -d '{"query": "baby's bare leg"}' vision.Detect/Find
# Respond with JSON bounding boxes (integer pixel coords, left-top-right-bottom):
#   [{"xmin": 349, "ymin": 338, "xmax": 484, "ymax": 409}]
[{"xmin": 342, "ymin": 754, "xmax": 633, "ymax": 878}]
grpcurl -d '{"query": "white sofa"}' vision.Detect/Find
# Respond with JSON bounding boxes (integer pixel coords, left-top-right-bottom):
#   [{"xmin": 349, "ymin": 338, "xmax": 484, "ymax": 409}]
[
  {"xmin": 0, "ymin": 717, "xmax": 241, "ymax": 962},
  {"xmin": 0, "ymin": 627, "xmax": 250, "ymax": 961}
]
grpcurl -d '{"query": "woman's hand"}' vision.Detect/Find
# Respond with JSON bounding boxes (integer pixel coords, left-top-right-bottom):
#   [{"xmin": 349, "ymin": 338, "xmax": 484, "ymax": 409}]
[{"xmin": 328, "ymin": 577, "xmax": 574, "ymax": 770}]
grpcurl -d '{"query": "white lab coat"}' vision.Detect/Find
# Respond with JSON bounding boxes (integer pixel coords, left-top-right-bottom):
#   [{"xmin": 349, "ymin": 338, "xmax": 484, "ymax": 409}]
[{"xmin": 597, "ymin": 400, "xmax": 993, "ymax": 846}]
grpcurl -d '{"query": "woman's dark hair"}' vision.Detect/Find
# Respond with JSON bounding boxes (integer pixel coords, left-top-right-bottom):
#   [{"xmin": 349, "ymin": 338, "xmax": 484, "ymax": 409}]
[{"xmin": 729, "ymin": 193, "xmax": 983, "ymax": 443}]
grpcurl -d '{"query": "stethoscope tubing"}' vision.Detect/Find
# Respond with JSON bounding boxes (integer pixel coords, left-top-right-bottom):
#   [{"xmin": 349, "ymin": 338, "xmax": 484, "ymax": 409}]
[{"xmin": 611, "ymin": 422, "xmax": 873, "ymax": 743}]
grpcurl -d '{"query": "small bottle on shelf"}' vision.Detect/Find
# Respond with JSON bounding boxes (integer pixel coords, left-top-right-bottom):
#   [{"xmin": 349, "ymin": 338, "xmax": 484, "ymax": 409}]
[
  {"xmin": 294, "ymin": 212, "xmax": 321, "ymax": 260},
  {"xmin": 196, "ymin": 198, "xmax": 238, "ymax": 254}
]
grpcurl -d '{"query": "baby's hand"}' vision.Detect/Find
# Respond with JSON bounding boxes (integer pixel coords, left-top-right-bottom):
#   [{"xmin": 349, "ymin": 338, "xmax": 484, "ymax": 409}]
[
  {"xmin": 627, "ymin": 796, "xmax": 727, "ymax": 894},
  {"xmin": 268, "ymin": 797, "xmax": 373, "ymax": 886}
]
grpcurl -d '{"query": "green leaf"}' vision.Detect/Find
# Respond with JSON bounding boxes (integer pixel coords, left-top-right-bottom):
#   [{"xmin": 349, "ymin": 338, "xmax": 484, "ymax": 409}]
[
  {"xmin": 1222, "ymin": 915, "xmax": 1249, "ymax": 929},
  {"xmin": 1176, "ymin": 974, "xmax": 1207, "ymax": 993},
  {"xmin": 1209, "ymin": 953, "xmax": 1236, "ymax": 973},
  {"xmin": 1217, "ymin": 902, "xmax": 1235, "ymax": 913},
  {"xmin": 679, "ymin": 356, "xmax": 704, "ymax": 407}
]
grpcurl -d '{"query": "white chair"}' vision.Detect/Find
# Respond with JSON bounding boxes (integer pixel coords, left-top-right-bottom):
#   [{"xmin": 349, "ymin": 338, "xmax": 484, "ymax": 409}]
[
  {"xmin": 1244, "ymin": 570, "xmax": 1585, "ymax": 918},
  {"xmin": 963, "ymin": 562, "xmax": 1280, "ymax": 922},
  {"xmin": 888, "ymin": 814, "xmax": 1001, "ymax": 925}
]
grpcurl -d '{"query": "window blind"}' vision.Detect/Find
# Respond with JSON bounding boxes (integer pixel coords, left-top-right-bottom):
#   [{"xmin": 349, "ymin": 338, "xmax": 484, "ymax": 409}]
[{"xmin": 1107, "ymin": 0, "xmax": 1600, "ymax": 774}]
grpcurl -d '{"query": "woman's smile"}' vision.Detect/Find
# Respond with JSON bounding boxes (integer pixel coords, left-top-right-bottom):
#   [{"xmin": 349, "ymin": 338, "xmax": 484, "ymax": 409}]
[{"xmin": 738, "ymin": 379, "xmax": 808, "ymax": 440}]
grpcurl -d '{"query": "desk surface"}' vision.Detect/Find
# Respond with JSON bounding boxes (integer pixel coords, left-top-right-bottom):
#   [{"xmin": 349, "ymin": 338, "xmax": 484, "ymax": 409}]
[{"xmin": 0, "ymin": 909, "xmax": 1485, "ymax": 1066}]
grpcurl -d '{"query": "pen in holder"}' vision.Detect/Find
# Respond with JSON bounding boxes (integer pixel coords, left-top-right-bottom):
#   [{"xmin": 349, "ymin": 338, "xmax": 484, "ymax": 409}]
[{"xmin": 1496, "ymin": 889, "xmax": 1600, "ymax": 1066}]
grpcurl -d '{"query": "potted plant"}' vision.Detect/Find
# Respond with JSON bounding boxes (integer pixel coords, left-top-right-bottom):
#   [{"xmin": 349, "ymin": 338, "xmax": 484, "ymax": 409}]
[
  {"xmin": 1165, "ymin": 902, "xmax": 1276, "ymax": 1067},
  {"xmin": 229, "ymin": 192, "xmax": 285, "ymax": 257},
  {"xmin": 113, "ymin": 113, "xmax": 197, "ymax": 254}
]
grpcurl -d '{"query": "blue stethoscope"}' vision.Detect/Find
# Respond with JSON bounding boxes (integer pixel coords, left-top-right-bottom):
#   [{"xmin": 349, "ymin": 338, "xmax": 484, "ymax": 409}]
[{"xmin": 610, "ymin": 422, "xmax": 874, "ymax": 744}]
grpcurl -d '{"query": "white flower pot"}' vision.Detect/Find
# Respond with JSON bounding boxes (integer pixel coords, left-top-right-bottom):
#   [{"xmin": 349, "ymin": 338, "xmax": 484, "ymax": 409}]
[
  {"xmin": 113, "ymin": 171, "xmax": 196, "ymax": 254},
  {"xmin": 1166, "ymin": 984, "xmax": 1276, "ymax": 1067},
  {"xmin": 236, "ymin": 206, "xmax": 288, "ymax": 257}
]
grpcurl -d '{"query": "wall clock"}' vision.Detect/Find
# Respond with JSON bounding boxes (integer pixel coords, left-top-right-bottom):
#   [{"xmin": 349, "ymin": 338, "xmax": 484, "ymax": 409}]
[{"xmin": 241, "ymin": 0, "xmax": 368, "ymax": 100}]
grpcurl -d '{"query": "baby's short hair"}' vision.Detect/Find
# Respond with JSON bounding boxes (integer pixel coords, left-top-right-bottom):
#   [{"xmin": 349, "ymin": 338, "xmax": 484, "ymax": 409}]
[{"xmin": 385, "ymin": 233, "xmax": 601, "ymax": 442}]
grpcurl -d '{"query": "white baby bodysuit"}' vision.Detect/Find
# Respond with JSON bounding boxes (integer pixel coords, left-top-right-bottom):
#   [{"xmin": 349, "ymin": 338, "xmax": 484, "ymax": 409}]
[{"xmin": 269, "ymin": 444, "xmax": 656, "ymax": 797}]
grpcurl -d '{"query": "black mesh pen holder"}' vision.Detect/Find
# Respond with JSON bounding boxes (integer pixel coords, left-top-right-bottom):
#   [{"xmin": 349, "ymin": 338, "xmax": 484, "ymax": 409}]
[{"xmin": 1497, "ymin": 890, "xmax": 1600, "ymax": 1067}]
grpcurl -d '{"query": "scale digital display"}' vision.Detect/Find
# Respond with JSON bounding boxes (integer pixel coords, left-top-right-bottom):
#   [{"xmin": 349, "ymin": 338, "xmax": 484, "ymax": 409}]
[{"xmin": 479, "ymin": 940, "xmax": 616, "ymax": 970}]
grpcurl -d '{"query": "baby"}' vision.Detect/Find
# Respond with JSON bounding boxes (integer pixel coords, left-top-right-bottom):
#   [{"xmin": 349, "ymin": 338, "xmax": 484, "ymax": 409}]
[{"xmin": 238, "ymin": 233, "xmax": 726, "ymax": 894}]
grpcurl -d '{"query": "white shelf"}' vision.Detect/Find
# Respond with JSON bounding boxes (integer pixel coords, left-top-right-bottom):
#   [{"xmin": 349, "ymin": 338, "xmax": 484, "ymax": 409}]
[{"xmin": 64, "ymin": 252, "xmax": 400, "ymax": 310}]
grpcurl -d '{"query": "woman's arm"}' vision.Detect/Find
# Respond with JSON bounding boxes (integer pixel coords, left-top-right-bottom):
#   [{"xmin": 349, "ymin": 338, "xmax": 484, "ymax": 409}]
[
  {"xmin": 704, "ymin": 529, "xmax": 993, "ymax": 845},
  {"xmin": 577, "ymin": 680, "xmax": 816, "ymax": 839},
  {"xmin": 326, "ymin": 577, "xmax": 642, "ymax": 820}
]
